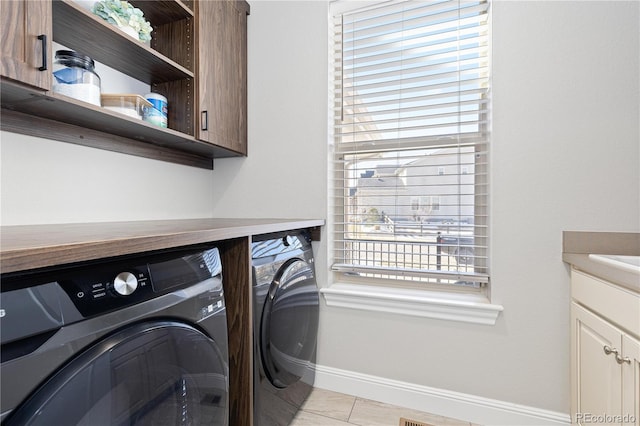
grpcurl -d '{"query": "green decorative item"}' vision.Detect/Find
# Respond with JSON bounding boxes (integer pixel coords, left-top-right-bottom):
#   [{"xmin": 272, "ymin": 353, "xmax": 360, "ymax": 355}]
[{"xmin": 92, "ymin": 0, "xmax": 153, "ymax": 42}]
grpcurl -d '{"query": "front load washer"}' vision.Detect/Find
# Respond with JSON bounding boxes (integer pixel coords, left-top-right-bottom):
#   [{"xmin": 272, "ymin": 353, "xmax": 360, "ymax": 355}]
[
  {"xmin": 0, "ymin": 244, "xmax": 229, "ymax": 425},
  {"xmin": 251, "ymin": 230, "xmax": 320, "ymax": 426}
]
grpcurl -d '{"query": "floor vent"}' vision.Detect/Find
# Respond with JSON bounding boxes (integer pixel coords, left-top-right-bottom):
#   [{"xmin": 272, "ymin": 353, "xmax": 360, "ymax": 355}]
[{"xmin": 399, "ymin": 418, "xmax": 433, "ymax": 426}]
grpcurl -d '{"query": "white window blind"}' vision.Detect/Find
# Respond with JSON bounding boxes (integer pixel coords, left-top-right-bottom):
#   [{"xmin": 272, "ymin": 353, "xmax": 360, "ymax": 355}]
[{"xmin": 331, "ymin": 0, "xmax": 490, "ymax": 288}]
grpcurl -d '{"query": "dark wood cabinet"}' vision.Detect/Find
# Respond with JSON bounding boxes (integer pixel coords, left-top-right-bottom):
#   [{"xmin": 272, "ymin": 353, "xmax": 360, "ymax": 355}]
[
  {"xmin": 197, "ymin": 0, "xmax": 249, "ymax": 155},
  {"xmin": 1, "ymin": 0, "xmax": 52, "ymax": 91},
  {"xmin": 0, "ymin": 0, "xmax": 249, "ymax": 168}
]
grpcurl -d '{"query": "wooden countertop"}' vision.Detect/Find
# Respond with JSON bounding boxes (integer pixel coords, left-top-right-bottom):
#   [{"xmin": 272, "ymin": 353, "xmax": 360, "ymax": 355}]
[{"xmin": 0, "ymin": 218, "xmax": 324, "ymax": 274}]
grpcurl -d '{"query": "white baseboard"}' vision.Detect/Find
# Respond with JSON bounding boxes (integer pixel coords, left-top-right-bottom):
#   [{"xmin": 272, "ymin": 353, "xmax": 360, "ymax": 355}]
[{"xmin": 314, "ymin": 364, "xmax": 571, "ymax": 426}]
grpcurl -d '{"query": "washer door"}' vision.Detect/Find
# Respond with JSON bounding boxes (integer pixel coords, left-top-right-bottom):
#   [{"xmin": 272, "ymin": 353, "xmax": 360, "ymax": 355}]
[
  {"xmin": 260, "ymin": 258, "xmax": 319, "ymax": 389},
  {"xmin": 4, "ymin": 321, "xmax": 228, "ymax": 426}
]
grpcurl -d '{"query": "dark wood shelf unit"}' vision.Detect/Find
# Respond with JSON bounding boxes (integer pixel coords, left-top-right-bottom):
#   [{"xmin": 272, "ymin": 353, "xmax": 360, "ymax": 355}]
[
  {"xmin": 1, "ymin": 0, "xmax": 248, "ymax": 169},
  {"xmin": 1, "ymin": 80, "xmax": 243, "ymax": 169}
]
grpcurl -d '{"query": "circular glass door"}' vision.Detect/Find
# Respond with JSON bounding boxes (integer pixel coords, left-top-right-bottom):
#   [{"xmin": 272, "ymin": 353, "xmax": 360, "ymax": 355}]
[
  {"xmin": 5, "ymin": 321, "xmax": 228, "ymax": 426},
  {"xmin": 260, "ymin": 258, "xmax": 320, "ymax": 388}
]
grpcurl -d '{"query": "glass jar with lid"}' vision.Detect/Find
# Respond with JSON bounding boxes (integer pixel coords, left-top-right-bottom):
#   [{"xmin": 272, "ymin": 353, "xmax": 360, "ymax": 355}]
[{"xmin": 52, "ymin": 50, "xmax": 101, "ymax": 106}]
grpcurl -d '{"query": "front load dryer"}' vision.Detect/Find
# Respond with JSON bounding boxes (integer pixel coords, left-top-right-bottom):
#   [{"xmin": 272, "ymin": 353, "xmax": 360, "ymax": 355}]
[
  {"xmin": 251, "ymin": 230, "xmax": 320, "ymax": 426},
  {"xmin": 1, "ymin": 244, "xmax": 229, "ymax": 425}
]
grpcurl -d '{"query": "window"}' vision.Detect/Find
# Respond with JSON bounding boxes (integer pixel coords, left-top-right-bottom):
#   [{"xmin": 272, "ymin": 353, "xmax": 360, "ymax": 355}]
[
  {"xmin": 330, "ymin": 0, "xmax": 490, "ymax": 290},
  {"xmin": 430, "ymin": 195, "xmax": 440, "ymax": 212}
]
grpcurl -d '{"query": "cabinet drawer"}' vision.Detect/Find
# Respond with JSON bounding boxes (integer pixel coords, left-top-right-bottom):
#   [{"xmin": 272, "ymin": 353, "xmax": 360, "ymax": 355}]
[{"xmin": 572, "ymin": 269, "xmax": 640, "ymax": 339}]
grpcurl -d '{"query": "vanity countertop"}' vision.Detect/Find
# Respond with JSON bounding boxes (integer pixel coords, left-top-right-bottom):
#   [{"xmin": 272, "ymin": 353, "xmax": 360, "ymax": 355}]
[{"xmin": 563, "ymin": 231, "xmax": 640, "ymax": 293}]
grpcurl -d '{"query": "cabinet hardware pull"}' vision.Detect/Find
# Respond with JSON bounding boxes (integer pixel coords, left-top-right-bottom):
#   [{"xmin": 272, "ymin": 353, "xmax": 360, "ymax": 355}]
[
  {"xmin": 201, "ymin": 111, "xmax": 208, "ymax": 131},
  {"xmin": 37, "ymin": 34, "xmax": 47, "ymax": 71},
  {"xmin": 603, "ymin": 345, "xmax": 618, "ymax": 356},
  {"xmin": 615, "ymin": 354, "xmax": 632, "ymax": 365}
]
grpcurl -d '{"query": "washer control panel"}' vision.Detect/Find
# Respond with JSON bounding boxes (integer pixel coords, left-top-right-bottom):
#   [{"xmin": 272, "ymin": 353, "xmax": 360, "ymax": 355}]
[
  {"xmin": 1, "ymin": 246, "xmax": 222, "ymax": 325},
  {"xmin": 55, "ymin": 247, "xmax": 222, "ymax": 318},
  {"xmin": 59, "ymin": 264, "xmax": 153, "ymax": 317}
]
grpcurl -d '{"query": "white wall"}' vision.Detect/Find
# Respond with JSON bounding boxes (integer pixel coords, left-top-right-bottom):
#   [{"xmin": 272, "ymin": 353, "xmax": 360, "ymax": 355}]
[
  {"xmin": 1, "ymin": 52, "xmax": 216, "ymax": 225},
  {"xmin": 0, "ymin": 131, "xmax": 215, "ymax": 224},
  {"xmin": 209, "ymin": 1, "xmax": 327, "ymax": 220},
  {"xmin": 212, "ymin": 0, "xmax": 640, "ymax": 418},
  {"xmin": 1, "ymin": 0, "xmax": 638, "ymax": 419}
]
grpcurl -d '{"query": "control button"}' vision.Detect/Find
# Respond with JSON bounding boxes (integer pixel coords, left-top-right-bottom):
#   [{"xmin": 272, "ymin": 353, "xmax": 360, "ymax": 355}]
[
  {"xmin": 113, "ymin": 272, "xmax": 138, "ymax": 296},
  {"xmin": 138, "ymin": 277, "xmax": 148, "ymax": 287}
]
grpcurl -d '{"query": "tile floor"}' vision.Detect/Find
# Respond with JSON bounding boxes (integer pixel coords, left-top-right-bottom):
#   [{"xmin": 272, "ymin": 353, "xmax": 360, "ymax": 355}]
[{"xmin": 290, "ymin": 388, "xmax": 481, "ymax": 426}]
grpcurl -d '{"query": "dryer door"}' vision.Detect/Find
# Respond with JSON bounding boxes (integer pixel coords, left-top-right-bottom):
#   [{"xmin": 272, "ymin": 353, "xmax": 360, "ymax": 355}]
[
  {"xmin": 4, "ymin": 320, "xmax": 228, "ymax": 426},
  {"xmin": 260, "ymin": 258, "xmax": 320, "ymax": 388}
]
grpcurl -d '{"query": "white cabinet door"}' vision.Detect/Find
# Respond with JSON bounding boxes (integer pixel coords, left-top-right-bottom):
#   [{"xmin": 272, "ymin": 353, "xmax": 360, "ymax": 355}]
[
  {"xmin": 572, "ymin": 303, "xmax": 623, "ymax": 425},
  {"xmin": 622, "ymin": 334, "xmax": 640, "ymax": 426}
]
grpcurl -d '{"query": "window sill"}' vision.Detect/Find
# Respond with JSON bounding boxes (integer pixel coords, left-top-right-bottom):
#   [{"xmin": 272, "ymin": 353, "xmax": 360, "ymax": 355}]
[{"xmin": 320, "ymin": 283, "xmax": 503, "ymax": 325}]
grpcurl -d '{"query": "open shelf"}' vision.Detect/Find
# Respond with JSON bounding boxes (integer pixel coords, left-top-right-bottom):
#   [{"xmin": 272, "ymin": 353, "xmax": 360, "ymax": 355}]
[
  {"xmin": 52, "ymin": 0, "xmax": 193, "ymax": 84},
  {"xmin": 1, "ymin": 80, "xmax": 242, "ymax": 169},
  {"xmin": 129, "ymin": 0, "xmax": 193, "ymax": 25}
]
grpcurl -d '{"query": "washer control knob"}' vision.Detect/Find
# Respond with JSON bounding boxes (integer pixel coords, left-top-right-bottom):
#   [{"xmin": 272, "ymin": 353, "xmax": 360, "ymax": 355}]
[{"xmin": 113, "ymin": 272, "xmax": 138, "ymax": 296}]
